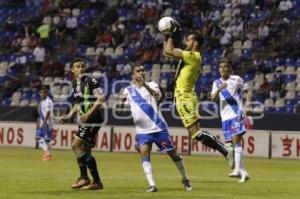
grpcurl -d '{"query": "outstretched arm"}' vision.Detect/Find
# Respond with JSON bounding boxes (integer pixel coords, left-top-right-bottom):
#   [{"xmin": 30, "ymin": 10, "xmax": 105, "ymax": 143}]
[{"xmin": 163, "ymin": 37, "xmax": 183, "ymax": 60}]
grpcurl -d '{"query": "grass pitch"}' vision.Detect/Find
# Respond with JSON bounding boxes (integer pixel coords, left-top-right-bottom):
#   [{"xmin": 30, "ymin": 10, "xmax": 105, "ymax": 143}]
[{"xmin": 0, "ymin": 147, "xmax": 299, "ymax": 199}]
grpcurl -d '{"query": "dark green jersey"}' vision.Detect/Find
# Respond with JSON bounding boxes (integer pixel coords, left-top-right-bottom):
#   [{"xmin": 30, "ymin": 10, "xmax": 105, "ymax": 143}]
[{"xmin": 72, "ymin": 75, "xmax": 103, "ymax": 123}]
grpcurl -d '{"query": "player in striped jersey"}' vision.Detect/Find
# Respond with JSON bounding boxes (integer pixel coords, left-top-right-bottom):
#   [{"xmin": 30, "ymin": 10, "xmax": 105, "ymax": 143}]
[
  {"xmin": 211, "ymin": 57, "xmax": 251, "ymax": 183},
  {"xmin": 120, "ymin": 64, "xmax": 192, "ymax": 192}
]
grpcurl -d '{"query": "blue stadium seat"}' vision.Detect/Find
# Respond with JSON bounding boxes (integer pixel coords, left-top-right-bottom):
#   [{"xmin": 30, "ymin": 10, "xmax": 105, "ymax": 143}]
[
  {"xmin": 1, "ymin": 98, "xmax": 11, "ymax": 106},
  {"xmin": 244, "ymin": 73, "xmax": 255, "ymax": 81},
  {"xmin": 265, "ymin": 107, "xmax": 275, "ymax": 113},
  {"xmin": 285, "ymin": 58, "xmax": 295, "ymax": 67}
]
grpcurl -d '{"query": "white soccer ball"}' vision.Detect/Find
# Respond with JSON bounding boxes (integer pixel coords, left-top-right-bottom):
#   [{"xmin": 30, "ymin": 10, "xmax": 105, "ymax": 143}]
[{"xmin": 158, "ymin": 16, "xmax": 176, "ymax": 34}]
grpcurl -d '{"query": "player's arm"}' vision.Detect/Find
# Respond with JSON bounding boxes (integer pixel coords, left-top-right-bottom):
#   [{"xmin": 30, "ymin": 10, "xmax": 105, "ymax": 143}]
[
  {"xmin": 143, "ymin": 82, "xmax": 161, "ymax": 101},
  {"xmin": 59, "ymin": 103, "xmax": 78, "ymax": 122},
  {"xmin": 163, "ymin": 37, "xmax": 183, "ymax": 60},
  {"xmin": 40, "ymin": 110, "xmax": 50, "ymax": 128},
  {"xmin": 211, "ymin": 82, "xmax": 227, "ymax": 101}
]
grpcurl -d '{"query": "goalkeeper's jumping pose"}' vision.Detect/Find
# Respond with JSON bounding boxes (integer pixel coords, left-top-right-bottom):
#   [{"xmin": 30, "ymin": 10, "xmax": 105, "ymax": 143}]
[{"xmin": 162, "ymin": 20, "xmax": 234, "ymax": 168}]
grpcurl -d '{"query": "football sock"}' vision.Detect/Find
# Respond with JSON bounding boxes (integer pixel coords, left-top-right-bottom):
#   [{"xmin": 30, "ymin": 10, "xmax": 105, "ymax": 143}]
[
  {"xmin": 234, "ymin": 143, "xmax": 243, "ymax": 170},
  {"xmin": 142, "ymin": 157, "xmax": 155, "ymax": 186},
  {"xmin": 76, "ymin": 152, "xmax": 88, "ymax": 179},
  {"xmin": 86, "ymin": 153, "xmax": 101, "ymax": 184},
  {"xmin": 173, "ymin": 155, "xmax": 188, "ymax": 181},
  {"xmin": 194, "ymin": 130, "xmax": 228, "ymax": 157},
  {"xmin": 46, "ymin": 142, "xmax": 51, "ymax": 155},
  {"xmin": 38, "ymin": 138, "xmax": 47, "ymax": 152}
]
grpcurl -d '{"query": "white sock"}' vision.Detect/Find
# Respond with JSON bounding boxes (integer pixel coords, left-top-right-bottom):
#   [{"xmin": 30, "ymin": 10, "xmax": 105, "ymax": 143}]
[
  {"xmin": 46, "ymin": 143, "xmax": 51, "ymax": 155},
  {"xmin": 174, "ymin": 159, "xmax": 188, "ymax": 181},
  {"xmin": 142, "ymin": 161, "xmax": 156, "ymax": 186},
  {"xmin": 38, "ymin": 138, "xmax": 48, "ymax": 153},
  {"xmin": 234, "ymin": 145, "xmax": 243, "ymax": 171}
]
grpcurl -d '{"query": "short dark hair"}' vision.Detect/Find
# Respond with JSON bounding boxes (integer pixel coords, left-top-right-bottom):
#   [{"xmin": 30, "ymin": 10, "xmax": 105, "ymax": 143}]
[
  {"xmin": 40, "ymin": 86, "xmax": 48, "ymax": 92},
  {"xmin": 71, "ymin": 57, "xmax": 85, "ymax": 68},
  {"xmin": 191, "ymin": 32, "xmax": 203, "ymax": 47},
  {"xmin": 131, "ymin": 64, "xmax": 143, "ymax": 74},
  {"xmin": 219, "ymin": 57, "xmax": 232, "ymax": 65}
]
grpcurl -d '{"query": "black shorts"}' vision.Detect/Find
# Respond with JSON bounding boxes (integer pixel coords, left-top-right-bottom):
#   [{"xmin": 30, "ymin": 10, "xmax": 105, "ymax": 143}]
[{"xmin": 75, "ymin": 124, "xmax": 101, "ymax": 147}]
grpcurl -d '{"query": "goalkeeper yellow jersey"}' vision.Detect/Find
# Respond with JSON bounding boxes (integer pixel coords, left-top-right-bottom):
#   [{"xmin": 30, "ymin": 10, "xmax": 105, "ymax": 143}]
[{"xmin": 175, "ymin": 50, "xmax": 202, "ymax": 90}]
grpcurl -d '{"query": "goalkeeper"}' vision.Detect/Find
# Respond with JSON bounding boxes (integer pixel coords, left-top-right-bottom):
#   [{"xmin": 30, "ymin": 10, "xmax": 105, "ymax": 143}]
[{"xmin": 162, "ymin": 20, "xmax": 234, "ymax": 168}]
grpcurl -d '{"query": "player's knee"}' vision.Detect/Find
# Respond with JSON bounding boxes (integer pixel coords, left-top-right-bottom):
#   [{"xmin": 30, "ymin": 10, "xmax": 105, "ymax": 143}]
[{"xmin": 170, "ymin": 153, "xmax": 182, "ymax": 162}]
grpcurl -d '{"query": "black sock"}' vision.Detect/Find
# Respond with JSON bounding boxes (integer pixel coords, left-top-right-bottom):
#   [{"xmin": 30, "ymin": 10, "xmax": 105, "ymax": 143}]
[
  {"xmin": 86, "ymin": 154, "xmax": 101, "ymax": 184},
  {"xmin": 194, "ymin": 130, "xmax": 228, "ymax": 157},
  {"xmin": 76, "ymin": 153, "xmax": 88, "ymax": 179}
]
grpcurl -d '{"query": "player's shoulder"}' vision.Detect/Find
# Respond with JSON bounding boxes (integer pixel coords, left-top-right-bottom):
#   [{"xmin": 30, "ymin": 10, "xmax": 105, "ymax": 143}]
[
  {"xmin": 230, "ymin": 75, "xmax": 244, "ymax": 82},
  {"xmin": 147, "ymin": 81, "xmax": 159, "ymax": 87}
]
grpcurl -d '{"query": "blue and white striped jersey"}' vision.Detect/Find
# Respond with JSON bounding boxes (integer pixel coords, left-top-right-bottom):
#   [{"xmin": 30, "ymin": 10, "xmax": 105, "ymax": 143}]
[
  {"xmin": 211, "ymin": 75, "xmax": 248, "ymax": 121},
  {"xmin": 123, "ymin": 81, "xmax": 168, "ymax": 134}
]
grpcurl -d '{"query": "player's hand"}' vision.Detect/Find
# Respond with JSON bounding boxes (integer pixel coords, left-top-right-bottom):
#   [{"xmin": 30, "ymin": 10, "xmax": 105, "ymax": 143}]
[
  {"xmin": 170, "ymin": 19, "xmax": 181, "ymax": 34},
  {"xmin": 80, "ymin": 113, "xmax": 90, "ymax": 123},
  {"xmin": 135, "ymin": 76, "xmax": 145, "ymax": 86},
  {"xmin": 59, "ymin": 115, "xmax": 71, "ymax": 123},
  {"xmin": 219, "ymin": 83, "xmax": 228, "ymax": 91},
  {"xmin": 39, "ymin": 121, "xmax": 45, "ymax": 129},
  {"xmin": 119, "ymin": 94, "xmax": 128, "ymax": 101}
]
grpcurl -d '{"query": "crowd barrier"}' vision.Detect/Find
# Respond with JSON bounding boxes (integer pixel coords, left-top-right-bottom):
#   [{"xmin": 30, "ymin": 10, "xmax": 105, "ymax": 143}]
[{"xmin": 0, "ymin": 122, "xmax": 299, "ymax": 159}]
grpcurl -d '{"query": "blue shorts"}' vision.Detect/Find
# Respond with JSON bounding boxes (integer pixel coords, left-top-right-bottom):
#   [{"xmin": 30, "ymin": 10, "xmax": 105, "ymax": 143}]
[
  {"xmin": 135, "ymin": 132, "xmax": 174, "ymax": 152},
  {"xmin": 222, "ymin": 116, "xmax": 246, "ymax": 142},
  {"xmin": 36, "ymin": 125, "xmax": 52, "ymax": 143}
]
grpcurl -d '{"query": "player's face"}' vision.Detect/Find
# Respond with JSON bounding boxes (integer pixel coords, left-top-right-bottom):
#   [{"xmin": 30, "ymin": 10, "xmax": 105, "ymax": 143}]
[
  {"xmin": 39, "ymin": 90, "xmax": 47, "ymax": 100},
  {"xmin": 184, "ymin": 35, "xmax": 195, "ymax": 50},
  {"xmin": 219, "ymin": 62, "xmax": 231, "ymax": 78},
  {"xmin": 71, "ymin": 61, "xmax": 85, "ymax": 78},
  {"xmin": 132, "ymin": 65, "xmax": 145, "ymax": 79}
]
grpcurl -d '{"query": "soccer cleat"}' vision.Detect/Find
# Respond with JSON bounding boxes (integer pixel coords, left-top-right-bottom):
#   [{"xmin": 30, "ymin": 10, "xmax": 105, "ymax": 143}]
[
  {"xmin": 238, "ymin": 171, "xmax": 250, "ymax": 183},
  {"xmin": 229, "ymin": 170, "xmax": 241, "ymax": 178},
  {"xmin": 182, "ymin": 179, "xmax": 192, "ymax": 191},
  {"xmin": 71, "ymin": 177, "xmax": 91, "ymax": 189},
  {"xmin": 146, "ymin": 186, "xmax": 158, "ymax": 192},
  {"xmin": 82, "ymin": 182, "xmax": 104, "ymax": 190},
  {"xmin": 42, "ymin": 154, "xmax": 52, "ymax": 161},
  {"xmin": 225, "ymin": 144, "xmax": 235, "ymax": 170}
]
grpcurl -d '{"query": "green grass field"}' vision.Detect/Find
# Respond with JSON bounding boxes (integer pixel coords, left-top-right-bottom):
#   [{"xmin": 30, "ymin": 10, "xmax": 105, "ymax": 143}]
[{"xmin": 0, "ymin": 147, "xmax": 299, "ymax": 199}]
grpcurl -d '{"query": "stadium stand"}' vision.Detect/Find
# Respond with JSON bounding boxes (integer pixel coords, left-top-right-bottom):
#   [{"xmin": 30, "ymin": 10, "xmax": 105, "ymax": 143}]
[{"xmin": 0, "ymin": 0, "xmax": 299, "ymax": 114}]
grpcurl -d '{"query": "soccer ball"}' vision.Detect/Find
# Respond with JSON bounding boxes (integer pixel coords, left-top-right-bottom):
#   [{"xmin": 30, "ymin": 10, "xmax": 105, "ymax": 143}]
[{"xmin": 158, "ymin": 16, "xmax": 176, "ymax": 34}]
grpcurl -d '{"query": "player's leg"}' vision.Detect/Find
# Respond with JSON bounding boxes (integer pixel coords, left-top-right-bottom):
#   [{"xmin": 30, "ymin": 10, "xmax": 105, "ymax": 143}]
[
  {"xmin": 231, "ymin": 134, "xmax": 250, "ymax": 183},
  {"xmin": 82, "ymin": 126, "xmax": 103, "ymax": 190},
  {"xmin": 136, "ymin": 134, "xmax": 157, "ymax": 192},
  {"xmin": 36, "ymin": 128, "xmax": 48, "ymax": 160},
  {"xmin": 190, "ymin": 123, "xmax": 228, "ymax": 157},
  {"xmin": 139, "ymin": 143, "xmax": 158, "ymax": 192},
  {"xmin": 167, "ymin": 149, "xmax": 192, "ymax": 191},
  {"xmin": 153, "ymin": 132, "xmax": 191, "ymax": 191},
  {"xmin": 43, "ymin": 126, "xmax": 52, "ymax": 160},
  {"xmin": 71, "ymin": 137, "xmax": 90, "ymax": 188},
  {"xmin": 175, "ymin": 91, "xmax": 229, "ymax": 158}
]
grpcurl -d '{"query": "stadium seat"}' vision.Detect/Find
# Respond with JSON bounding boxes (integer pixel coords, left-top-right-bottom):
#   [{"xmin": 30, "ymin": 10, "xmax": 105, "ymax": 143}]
[
  {"xmin": 274, "ymin": 98, "xmax": 285, "ymax": 107},
  {"xmin": 285, "ymin": 67, "xmax": 295, "ymax": 74},
  {"xmin": 265, "ymin": 73, "xmax": 274, "ymax": 82},
  {"xmin": 12, "ymin": 91, "xmax": 22, "ymax": 101},
  {"xmin": 202, "ymin": 65, "xmax": 211, "ymax": 74},
  {"xmin": 285, "ymin": 91, "xmax": 296, "ymax": 100},
  {"xmin": 10, "ymin": 99, "xmax": 20, "ymax": 106},
  {"xmin": 285, "ymin": 82, "xmax": 295, "ymax": 91},
  {"xmin": 72, "ymin": 8, "xmax": 80, "ymax": 17},
  {"xmin": 264, "ymin": 98, "xmax": 274, "ymax": 107},
  {"xmin": 104, "ymin": 47, "xmax": 114, "ymax": 57},
  {"xmin": 242, "ymin": 40, "xmax": 252, "ymax": 49},
  {"xmin": 152, "ymin": 64, "xmax": 161, "ymax": 72},
  {"xmin": 161, "ymin": 64, "xmax": 171, "ymax": 73},
  {"xmin": 85, "ymin": 47, "xmax": 96, "ymax": 56},
  {"xmin": 233, "ymin": 40, "xmax": 242, "ymax": 49}
]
